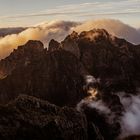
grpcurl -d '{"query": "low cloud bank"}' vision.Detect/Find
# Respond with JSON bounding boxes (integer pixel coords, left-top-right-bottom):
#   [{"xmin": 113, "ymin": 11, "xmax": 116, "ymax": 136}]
[
  {"xmin": 0, "ymin": 19, "xmax": 140, "ymax": 59},
  {"xmin": 0, "ymin": 21, "xmax": 78, "ymax": 59}
]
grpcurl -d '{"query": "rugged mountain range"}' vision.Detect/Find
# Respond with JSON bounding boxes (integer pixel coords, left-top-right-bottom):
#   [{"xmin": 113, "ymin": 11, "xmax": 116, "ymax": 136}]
[{"xmin": 0, "ymin": 29, "xmax": 140, "ymax": 140}]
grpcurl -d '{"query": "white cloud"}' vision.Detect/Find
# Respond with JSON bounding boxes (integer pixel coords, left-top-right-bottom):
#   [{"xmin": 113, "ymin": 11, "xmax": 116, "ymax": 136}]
[
  {"xmin": 0, "ymin": 20, "xmax": 78, "ymax": 59},
  {"xmin": 0, "ymin": 19, "xmax": 140, "ymax": 59}
]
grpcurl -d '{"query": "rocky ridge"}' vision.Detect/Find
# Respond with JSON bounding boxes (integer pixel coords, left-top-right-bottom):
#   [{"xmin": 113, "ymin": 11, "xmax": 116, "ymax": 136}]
[
  {"xmin": 0, "ymin": 29, "xmax": 140, "ymax": 140},
  {"xmin": 0, "ymin": 95, "xmax": 88, "ymax": 140},
  {"xmin": 0, "ymin": 40, "xmax": 44, "ymax": 79}
]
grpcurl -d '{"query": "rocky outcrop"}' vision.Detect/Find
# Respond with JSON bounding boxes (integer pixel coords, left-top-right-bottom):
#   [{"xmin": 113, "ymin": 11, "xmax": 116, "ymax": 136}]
[
  {"xmin": 61, "ymin": 29, "xmax": 140, "ymax": 93},
  {"xmin": 48, "ymin": 39, "xmax": 60, "ymax": 52},
  {"xmin": 0, "ymin": 40, "xmax": 44, "ymax": 79},
  {"xmin": 0, "ymin": 47, "xmax": 87, "ymax": 106},
  {"xmin": 0, "ymin": 95, "xmax": 88, "ymax": 140},
  {"xmin": 61, "ymin": 31, "xmax": 80, "ymax": 58}
]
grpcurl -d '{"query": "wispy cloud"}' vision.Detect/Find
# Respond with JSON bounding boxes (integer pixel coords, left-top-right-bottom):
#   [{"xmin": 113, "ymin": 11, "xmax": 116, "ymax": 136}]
[
  {"xmin": 81, "ymin": 11, "xmax": 140, "ymax": 18},
  {"xmin": 0, "ymin": 0, "xmax": 140, "ymax": 20},
  {"xmin": 0, "ymin": 12, "xmax": 85, "ymax": 19},
  {"xmin": 0, "ymin": 0, "xmax": 140, "ymax": 28}
]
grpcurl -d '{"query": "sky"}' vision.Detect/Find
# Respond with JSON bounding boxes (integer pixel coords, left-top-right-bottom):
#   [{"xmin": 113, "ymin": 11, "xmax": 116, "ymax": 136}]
[{"xmin": 0, "ymin": 0, "xmax": 140, "ymax": 28}]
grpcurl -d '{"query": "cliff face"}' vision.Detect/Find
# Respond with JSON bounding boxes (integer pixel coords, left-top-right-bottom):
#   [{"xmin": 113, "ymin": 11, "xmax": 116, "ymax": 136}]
[{"xmin": 0, "ymin": 95, "xmax": 88, "ymax": 140}]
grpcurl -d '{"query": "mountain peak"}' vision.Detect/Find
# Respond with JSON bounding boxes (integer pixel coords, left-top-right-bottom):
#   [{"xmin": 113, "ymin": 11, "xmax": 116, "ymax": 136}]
[
  {"xmin": 17, "ymin": 40, "xmax": 44, "ymax": 52},
  {"xmin": 79, "ymin": 29, "xmax": 110, "ymax": 42},
  {"xmin": 0, "ymin": 40, "xmax": 44, "ymax": 79}
]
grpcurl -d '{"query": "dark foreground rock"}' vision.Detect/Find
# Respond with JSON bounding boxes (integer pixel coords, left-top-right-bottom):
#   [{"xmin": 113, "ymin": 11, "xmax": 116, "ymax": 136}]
[{"xmin": 0, "ymin": 95, "xmax": 88, "ymax": 140}]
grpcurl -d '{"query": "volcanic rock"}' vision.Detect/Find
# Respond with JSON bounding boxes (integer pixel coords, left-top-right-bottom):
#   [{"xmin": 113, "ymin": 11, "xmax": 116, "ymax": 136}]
[{"xmin": 61, "ymin": 31, "xmax": 80, "ymax": 58}]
